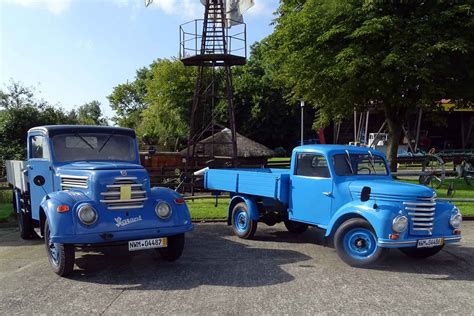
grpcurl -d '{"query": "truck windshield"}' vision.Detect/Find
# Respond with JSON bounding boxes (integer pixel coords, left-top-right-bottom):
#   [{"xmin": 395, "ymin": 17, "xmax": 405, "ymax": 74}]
[
  {"xmin": 333, "ymin": 153, "xmax": 388, "ymax": 176},
  {"xmin": 52, "ymin": 133, "xmax": 137, "ymax": 162}
]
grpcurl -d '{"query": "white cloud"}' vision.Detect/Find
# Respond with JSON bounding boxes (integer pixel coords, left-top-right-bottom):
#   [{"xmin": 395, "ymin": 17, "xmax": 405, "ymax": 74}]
[
  {"xmin": 2, "ymin": 0, "xmax": 72, "ymax": 15},
  {"xmin": 145, "ymin": 0, "xmax": 201, "ymax": 18}
]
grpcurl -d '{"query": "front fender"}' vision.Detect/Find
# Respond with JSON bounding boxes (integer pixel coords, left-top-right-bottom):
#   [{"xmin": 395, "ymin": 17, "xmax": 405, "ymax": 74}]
[
  {"xmin": 40, "ymin": 191, "xmax": 89, "ymax": 239},
  {"xmin": 325, "ymin": 201, "xmax": 396, "ymax": 238},
  {"xmin": 228, "ymin": 195, "xmax": 259, "ymax": 224},
  {"xmin": 150, "ymin": 187, "xmax": 192, "ymax": 225}
]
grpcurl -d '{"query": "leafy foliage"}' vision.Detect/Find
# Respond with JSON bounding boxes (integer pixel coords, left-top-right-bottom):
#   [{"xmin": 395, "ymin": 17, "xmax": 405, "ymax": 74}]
[
  {"xmin": 76, "ymin": 100, "xmax": 108, "ymax": 126},
  {"xmin": 267, "ymin": 0, "xmax": 474, "ymax": 169}
]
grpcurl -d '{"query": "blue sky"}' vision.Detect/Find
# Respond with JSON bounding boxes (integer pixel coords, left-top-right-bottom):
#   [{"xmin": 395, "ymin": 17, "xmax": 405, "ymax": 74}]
[{"xmin": 0, "ymin": 0, "xmax": 278, "ymax": 118}]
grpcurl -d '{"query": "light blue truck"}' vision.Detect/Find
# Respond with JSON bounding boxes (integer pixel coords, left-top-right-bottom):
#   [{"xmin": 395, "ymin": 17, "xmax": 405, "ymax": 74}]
[
  {"xmin": 6, "ymin": 125, "xmax": 193, "ymax": 276},
  {"xmin": 203, "ymin": 145, "xmax": 463, "ymax": 266}
]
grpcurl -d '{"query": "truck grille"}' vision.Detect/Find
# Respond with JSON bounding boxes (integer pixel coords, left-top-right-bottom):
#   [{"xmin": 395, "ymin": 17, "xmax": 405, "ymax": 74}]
[
  {"xmin": 60, "ymin": 175, "xmax": 88, "ymax": 190},
  {"xmin": 100, "ymin": 177, "xmax": 147, "ymax": 210},
  {"xmin": 403, "ymin": 195, "xmax": 436, "ymax": 236}
]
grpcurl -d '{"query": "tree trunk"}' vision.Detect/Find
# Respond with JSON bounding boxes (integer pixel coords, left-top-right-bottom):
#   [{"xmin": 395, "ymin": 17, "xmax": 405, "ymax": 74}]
[{"xmin": 384, "ymin": 107, "xmax": 403, "ymax": 173}]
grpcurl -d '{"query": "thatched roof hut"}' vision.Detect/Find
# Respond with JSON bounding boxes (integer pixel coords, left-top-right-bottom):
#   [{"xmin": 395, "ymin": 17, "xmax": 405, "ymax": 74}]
[{"xmin": 180, "ymin": 128, "xmax": 274, "ymax": 158}]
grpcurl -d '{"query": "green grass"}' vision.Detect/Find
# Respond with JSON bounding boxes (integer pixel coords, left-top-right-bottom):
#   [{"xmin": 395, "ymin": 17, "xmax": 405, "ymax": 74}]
[
  {"xmin": 0, "ymin": 202, "xmax": 15, "ymax": 223},
  {"xmin": 186, "ymin": 198, "xmax": 229, "ymax": 220},
  {"xmin": 400, "ymin": 178, "xmax": 474, "ymax": 216}
]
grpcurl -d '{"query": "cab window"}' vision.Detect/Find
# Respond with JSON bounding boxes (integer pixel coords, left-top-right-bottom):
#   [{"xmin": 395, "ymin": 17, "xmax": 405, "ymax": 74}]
[
  {"xmin": 295, "ymin": 153, "xmax": 330, "ymax": 178},
  {"xmin": 30, "ymin": 135, "xmax": 50, "ymax": 159}
]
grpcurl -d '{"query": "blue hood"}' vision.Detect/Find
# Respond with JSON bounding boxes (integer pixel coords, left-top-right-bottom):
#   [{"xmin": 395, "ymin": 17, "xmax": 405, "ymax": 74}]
[
  {"xmin": 57, "ymin": 162, "xmax": 144, "ymax": 171},
  {"xmin": 349, "ymin": 179, "xmax": 434, "ymax": 200}
]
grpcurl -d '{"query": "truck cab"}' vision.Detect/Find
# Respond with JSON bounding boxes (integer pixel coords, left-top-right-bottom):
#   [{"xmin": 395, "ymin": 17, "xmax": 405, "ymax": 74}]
[
  {"xmin": 203, "ymin": 145, "xmax": 463, "ymax": 266},
  {"xmin": 6, "ymin": 125, "xmax": 193, "ymax": 276}
]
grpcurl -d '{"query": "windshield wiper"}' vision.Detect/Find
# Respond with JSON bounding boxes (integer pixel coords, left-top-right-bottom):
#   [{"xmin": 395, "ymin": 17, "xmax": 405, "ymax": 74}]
[
  {"xmin": 98, "ymin": 133, "xmax": 115, "ymax": 152},
  {"xmin": 345, "ymin": 150, "xmax": 355, "ymax": 175},
  {"xmin": 75, "ymin": 133, "xmax": 94, "ymax": 150}
]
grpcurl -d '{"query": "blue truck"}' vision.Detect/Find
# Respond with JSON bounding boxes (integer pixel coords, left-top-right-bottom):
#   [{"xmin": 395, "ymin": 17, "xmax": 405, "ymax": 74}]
[
  {"xmin": 203, "ymin": 145, "xmax": 463, "ymax": 266},
  {"xmin": 6, "ymin": 125, "xmax": 193, "ymax": 276}
]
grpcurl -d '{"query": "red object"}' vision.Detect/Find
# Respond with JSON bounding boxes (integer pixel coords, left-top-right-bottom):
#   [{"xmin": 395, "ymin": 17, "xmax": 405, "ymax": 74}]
[
  {"xmin": 389, "ymin": 234, "xmax": 400, "ymax": 240},
  {"xmin": 319, "ymin": 128, "xmax": 326, "ymax": 144},
  {"xmin": 174, "ymin": 198, "xmax": 185, "ymax": 205},
  {"xmin": 56, "ymin": 205, "xmax": 70, "ymax": 213}
]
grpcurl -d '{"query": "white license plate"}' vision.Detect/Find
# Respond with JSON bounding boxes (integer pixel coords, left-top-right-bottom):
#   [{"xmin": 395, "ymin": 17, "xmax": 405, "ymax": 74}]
[
  {"xmin": 128, "ymin": 237, "xmax": 167, "ymax": 251},
  {"xmin": 417, "ymin": 238, "xmax": 444, "ymax": 248}
]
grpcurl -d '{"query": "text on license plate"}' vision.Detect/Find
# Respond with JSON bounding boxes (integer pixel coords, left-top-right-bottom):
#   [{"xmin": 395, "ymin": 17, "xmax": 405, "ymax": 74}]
[
  {"xmin": 417, "ymin": 238, "xmax": 444, "ymax": 248},
  {"xmin": 128, "ymin": 237, "xmax": 167, "ymax": 251}
]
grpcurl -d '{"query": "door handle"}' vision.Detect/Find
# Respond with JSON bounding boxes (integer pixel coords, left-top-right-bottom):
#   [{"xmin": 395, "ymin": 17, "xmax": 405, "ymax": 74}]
[
  {"xmin": 322, "ymin": 192, "xmax": 332, "ymax": 197},
  {"xmin": 28, "ymin": 165, "xmax": 33, "ymax": 170}
]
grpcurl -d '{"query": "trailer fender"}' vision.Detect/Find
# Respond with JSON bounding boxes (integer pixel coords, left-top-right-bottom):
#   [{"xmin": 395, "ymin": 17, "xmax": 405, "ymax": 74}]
[{"xmin": 227, "ymin": 195, "xmax": 259, "ymax": 225}]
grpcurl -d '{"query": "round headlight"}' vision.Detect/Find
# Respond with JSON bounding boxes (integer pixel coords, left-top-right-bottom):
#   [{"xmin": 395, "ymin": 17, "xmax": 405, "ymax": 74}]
[
  {"xmin": 392, "ymin": 215, "xmax": 408, "ymax": 233},
  {"xmin": 155, "ymin": 201, "xmax": 171, "ymax": 219},
  {"xmin": 450, "ymin": 213, "xmax": 462, "ymax": 229},
  {"xmin": 78, "ymin": 204, "xmax": 97, "ymax": 225}
]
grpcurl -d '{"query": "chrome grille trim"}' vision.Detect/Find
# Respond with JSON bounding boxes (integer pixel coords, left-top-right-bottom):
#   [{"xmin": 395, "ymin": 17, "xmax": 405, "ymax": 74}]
[
  {"xmin": 101, "ymin": 176, "xmax": 147, "ymax": 209},
  {"xmin": 60, "ymin": 175, "xmax": 88, "ymax": 190},
  {"xmin": 404, "ymin": 195, "xmax": 437, "ymax": 236}
]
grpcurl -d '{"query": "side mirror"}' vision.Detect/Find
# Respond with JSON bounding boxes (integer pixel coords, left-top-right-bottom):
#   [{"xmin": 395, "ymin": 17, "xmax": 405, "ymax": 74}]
[
  {"xmin": 33, "ymin": 175, "xmax": 45, "ymax": 186},
  {"xmin": 361, "ymin": 186, "xmax": 371, "ymax": 202}
]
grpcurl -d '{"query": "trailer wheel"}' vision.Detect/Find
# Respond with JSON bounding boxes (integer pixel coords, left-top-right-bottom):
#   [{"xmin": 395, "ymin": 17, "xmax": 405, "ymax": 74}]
[
  {"xmin": 284, "ymin": 220, "xmax": 308, "ymax": 234},
  {"xmin": 399, "ymin": 246, "xmax": 444, "ymax": 259},
  {"xmin": 418, "ymin": 155, "xmax": 445, "ymax": 189},
  {"xmin": 231, "ymin": 202, "xmax": 257, "ymax": 239},
  {"xmin": 157, "ymin": 233, "xmax": 185, "ymax": 262},
  {"xmin": 44, "ymin": 220, "xmax": 75, "ymax": 276},
  {"xmin": 13, "ymin": 189, "xmax": 34, "ymax": 240},
  {"xmin": 334, "ymin": 218, "xmax": 388, "ymax": 267}
]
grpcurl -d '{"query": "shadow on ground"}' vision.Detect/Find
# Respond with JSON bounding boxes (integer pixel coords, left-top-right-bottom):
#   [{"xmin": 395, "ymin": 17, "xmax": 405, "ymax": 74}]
[{"xmin": 69, "ymin": 224, "xmax": 312, "ymax": 290}]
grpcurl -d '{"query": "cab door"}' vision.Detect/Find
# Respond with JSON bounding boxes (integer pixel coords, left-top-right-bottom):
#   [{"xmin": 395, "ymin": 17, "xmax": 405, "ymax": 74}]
[
  {"xmin": 27, "ymin": 133, "xmax": 54, "ymax": 220},
  {"xmin": 289, "ymin": 153, "xmax": 333, "ymax": 227}
]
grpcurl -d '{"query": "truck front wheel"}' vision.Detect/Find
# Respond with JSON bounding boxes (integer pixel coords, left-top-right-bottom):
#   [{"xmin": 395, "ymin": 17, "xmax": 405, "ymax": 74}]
[
  {"xmin": 44, "ymin": 220, "xmax": 75, "ymax": 276},
  {"xmin": 231, "ymin": 202, "xmax": 257, "ymax": 239},
  {"xmin": 284, "ymin": 220, "xmax": 308, "ymax": 234},
  {"xmin": 334, "ymin": 218, "xmax": 388, "ymax": 267},
  {"xmin": 157, "ymin": 233, "xmax": 185, "ymax": 261},
  {"xmin": 399, "ymin": 246, "xmax": 444, "ymax": 259}
]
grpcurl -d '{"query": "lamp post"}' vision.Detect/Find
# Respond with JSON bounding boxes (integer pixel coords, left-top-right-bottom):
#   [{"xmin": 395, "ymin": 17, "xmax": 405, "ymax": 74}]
[{"xmin": 300, "ymin": 100, "xmax": 305, "ymax": 146}]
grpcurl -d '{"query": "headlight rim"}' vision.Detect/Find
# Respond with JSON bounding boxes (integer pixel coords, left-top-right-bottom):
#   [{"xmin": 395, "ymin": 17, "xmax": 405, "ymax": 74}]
[
  {"xmin": 392, "ymin": 215, "xmax": 408, "ymax": 233},
  {"xmin": 155, "ymin": 201, "xmax": 172, "ymax": 219},
  {"xmin": 77, "ymin": 203, "xmax": 98, "ymax": 226},
  {"xmin": 450, "ymin": 213, "xmax": 462, "ymax": 229}
]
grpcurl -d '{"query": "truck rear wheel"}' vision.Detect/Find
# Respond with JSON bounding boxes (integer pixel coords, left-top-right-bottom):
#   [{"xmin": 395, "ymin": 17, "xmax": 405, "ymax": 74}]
[
  {"xmin": 334, "ymin": 218, "xmax": 388, "ymax": 267},
  {"xmin": 231, "ymin": 202, "xmax": 257, "ymax": 239},
  {"xmin": 13, "ymin": 189, "xmax": 35, "ymax": 240},
  {"xmin": 284, "ymin": 220, "xmax": 308, "ymax": 234},
  {"xmin": 399, "ymin": 246, "xmax": 444, "ymax": 259},
  {"xmin": 44, "ymin": 220, "xmax": 75, "ymax": 276}
]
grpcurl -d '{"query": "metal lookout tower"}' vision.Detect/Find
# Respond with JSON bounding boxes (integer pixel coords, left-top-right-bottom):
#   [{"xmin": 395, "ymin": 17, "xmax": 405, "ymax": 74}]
[{"xmin": 179, "ymin": 0, "xmax": 248, "ymax": 171}]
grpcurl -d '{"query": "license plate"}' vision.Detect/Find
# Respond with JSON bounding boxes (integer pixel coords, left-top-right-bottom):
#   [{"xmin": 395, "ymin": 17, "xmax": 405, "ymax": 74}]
[
  {"xmin": 417, "ymin": 238, "xmax": 444, "ymax": 248},
  {"xmin": 128, "ymin": 237, "xmax": 167, "ymax": 251}
]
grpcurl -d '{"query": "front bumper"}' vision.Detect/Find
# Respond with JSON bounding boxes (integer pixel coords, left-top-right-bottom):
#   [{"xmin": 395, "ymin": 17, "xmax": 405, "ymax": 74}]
[
  {"xmin": 378, "ymin": 235, "xmax": 462, "ymax": 248},
  {"xmin": 51, "ymin": 224, "xmax": 193, "ymax": 244}
]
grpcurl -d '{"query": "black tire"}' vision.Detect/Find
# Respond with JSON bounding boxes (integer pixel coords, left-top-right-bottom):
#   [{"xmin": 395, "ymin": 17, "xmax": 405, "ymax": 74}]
[
  {"xmin": 231, "ymin": 202, "xmax": 258, "ymax": 239},
  {"xmin": 44, "ymin": 220, "xmax": 75, "ymax": 276},
  {"xmin": 284, "ymin": 220, "xmax": 308, "ymax": 234},
  {"xmin": 334, "ymin": 218, "xmax": 389, "ymax": 267},
  {"xmin": 399, "ymin": 246, "xmax": 444, "ymax": 259},
  {"xmin": 158, "ymin": 233, "xmax": 185, "ymax": 262},
  {"xmin": 14, "ymin": 190, "xmax": 35, "ymax": 240}
]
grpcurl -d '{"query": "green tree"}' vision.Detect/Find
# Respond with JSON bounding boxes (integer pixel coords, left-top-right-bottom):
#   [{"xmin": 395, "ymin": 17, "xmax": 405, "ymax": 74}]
[
  {"xmin": 0, "ymin": 81, "xmax": 78, "ymax": 160},
  {"xmin": 233, "ymin": 41, "xmax": 313, "ymax": 150},
  {"xmin": 137, "ymin": 59, "xmax": 196, "ymax": 150},
  {"xmin": 267, "ymin": 0, "xmax": 474, "ymax": 170},
  {"xmin": 77, "ymin": 100, "xmax": 107, "ymax": 126},
  {"xmin": 108, "ymin": 65, "xmax": 154, "ymax": 128}
]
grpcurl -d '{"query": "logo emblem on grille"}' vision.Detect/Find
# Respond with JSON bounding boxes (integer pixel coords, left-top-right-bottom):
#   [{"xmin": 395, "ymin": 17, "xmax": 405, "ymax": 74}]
[{"xmin": 120, "ymin": 170, "xmax": 127, "ymax": 176}]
